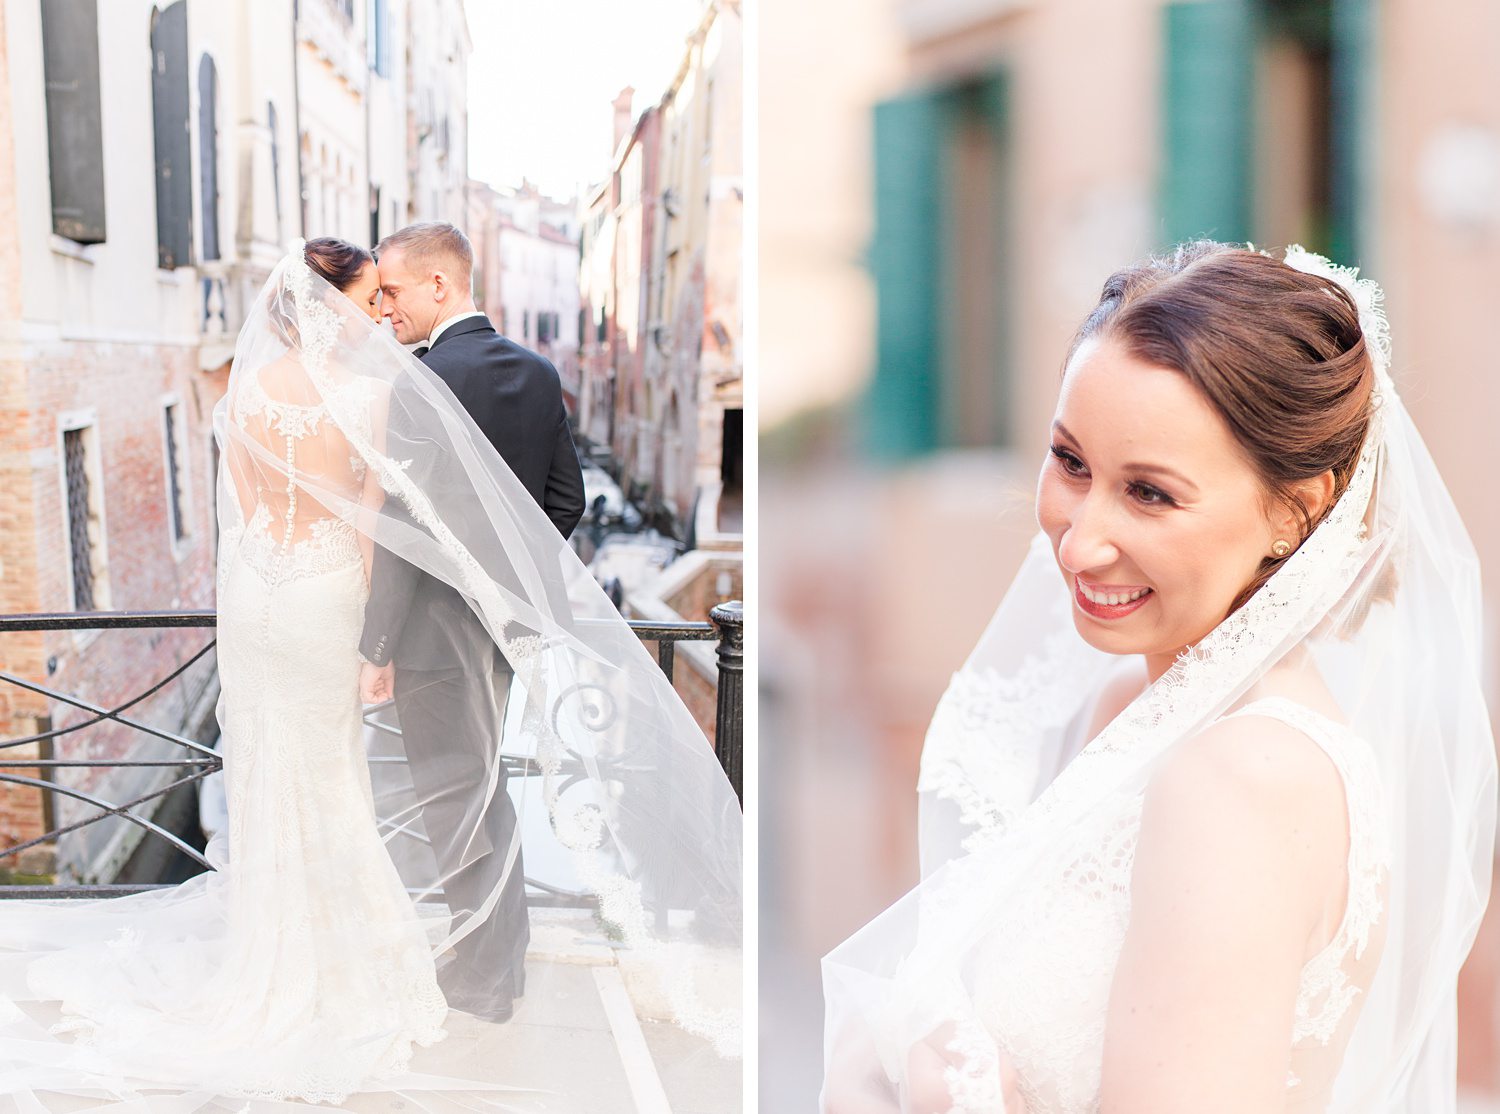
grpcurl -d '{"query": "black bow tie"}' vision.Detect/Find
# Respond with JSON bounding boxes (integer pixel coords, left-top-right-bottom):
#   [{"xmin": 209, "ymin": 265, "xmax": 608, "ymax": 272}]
[{"xmin": 413, "ymin": 345, "xmax": 430, "ymax": 359}]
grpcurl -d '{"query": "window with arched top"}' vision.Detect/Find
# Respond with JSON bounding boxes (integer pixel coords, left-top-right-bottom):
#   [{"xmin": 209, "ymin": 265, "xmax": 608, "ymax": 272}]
[{"xmin": 197, "ymin": 54, "xmax": 220, "ymax": 261}]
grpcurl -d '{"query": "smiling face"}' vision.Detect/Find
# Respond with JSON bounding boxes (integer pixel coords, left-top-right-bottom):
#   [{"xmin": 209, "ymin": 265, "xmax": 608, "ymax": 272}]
[
  {"xmin": 377, "ymin": 247, "xmax": 440, "ymax": 344},
  {"xmin": 1037, "ymin": 336, "xmax": 1289, "ymax": 678}
]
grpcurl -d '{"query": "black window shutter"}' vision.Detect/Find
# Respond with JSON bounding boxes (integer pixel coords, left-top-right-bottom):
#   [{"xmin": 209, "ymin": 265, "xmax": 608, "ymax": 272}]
[
  {"xmin": 41, "ymin": 0, "xmax": 107, "ymax": 244},
  {"xmin": 151, "ymin": 1, "xmax": 192, "ymax": 270}
]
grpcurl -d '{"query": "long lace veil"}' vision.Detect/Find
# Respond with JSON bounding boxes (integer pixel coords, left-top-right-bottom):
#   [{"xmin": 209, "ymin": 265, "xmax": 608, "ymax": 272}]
[
  {"xmin": 0, "ymin": 246, "xmax": 741, "ymax": 1110},
  {"xmin": 821, "ymin": 248, "xmax": 1497, "ymax": 1112}
]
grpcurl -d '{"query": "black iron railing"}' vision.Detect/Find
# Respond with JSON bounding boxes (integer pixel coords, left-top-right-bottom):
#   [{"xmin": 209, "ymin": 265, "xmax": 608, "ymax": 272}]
[{"xmin": 0, "ymin": 604, "xmax": 744, "ymax": 900}]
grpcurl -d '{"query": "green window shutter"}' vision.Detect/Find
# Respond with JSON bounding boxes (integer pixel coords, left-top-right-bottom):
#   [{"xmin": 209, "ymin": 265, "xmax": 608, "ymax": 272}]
[
  {"xmin": 41, "ymin": 0, "xmax": 107, "ymax": 244},
  {"xmin": 864, "ymin": 87, "xmax": 956, "ymax": 461},
  {"xmin": 1161, "ymin": 0, "xmax": 1254, "ymax": 246},
  {"xmin": 1329, "ymin": 0, "xmax": 1371, "ymax": 266},
  {"xmin": 969, "ymin": 72, "xmax": 1012, "ymax": 451}
]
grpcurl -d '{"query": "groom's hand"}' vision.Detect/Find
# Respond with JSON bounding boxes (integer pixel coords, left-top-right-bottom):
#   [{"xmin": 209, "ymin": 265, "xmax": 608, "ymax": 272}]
[{"xmin": 360, "ymin": 661, "xmax": 396, "ymax": 704}]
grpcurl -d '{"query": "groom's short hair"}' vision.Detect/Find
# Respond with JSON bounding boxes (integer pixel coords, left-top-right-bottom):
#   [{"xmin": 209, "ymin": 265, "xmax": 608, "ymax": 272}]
[{"xmin": 376, "ymin": 222, "xmax": 473, "ymax": 285}]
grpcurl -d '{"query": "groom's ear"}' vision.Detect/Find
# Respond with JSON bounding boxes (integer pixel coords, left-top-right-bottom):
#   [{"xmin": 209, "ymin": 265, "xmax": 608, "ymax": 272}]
[{"xmin": 432, "ymin": 269, "xmax": 451, "ymax": 302}]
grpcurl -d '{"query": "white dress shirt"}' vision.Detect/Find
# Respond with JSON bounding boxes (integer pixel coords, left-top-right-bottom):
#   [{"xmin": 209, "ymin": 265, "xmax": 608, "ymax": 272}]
[{"xmin": 425, "ymin": 310, "xmax": 486, "ymax": 348}]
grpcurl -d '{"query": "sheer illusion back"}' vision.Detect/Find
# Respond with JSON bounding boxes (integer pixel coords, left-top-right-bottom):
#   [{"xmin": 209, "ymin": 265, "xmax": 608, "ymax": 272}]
[{"xmin": 226, "ymin": 357, "xmax": 386, "ymax": 583}]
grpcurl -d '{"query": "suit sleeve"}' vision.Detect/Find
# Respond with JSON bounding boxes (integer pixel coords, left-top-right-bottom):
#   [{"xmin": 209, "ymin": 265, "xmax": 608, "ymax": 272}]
[
  {"xmin": 358, "ymin": 380, "xmax": 426, "ymax": 667},
  {"xmin": 358, "ymin": 496, "xmax": 426, "ymax": 666},
  {"xmin": 544, "ymin": 410, "xmax": 586, "ymax": 540}
]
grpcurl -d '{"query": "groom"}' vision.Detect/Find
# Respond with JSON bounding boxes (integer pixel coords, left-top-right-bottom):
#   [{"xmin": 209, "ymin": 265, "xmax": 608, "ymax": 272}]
[{"xmin": 358, "ymin": 222, "xmax": 586, "ymax": 1021}]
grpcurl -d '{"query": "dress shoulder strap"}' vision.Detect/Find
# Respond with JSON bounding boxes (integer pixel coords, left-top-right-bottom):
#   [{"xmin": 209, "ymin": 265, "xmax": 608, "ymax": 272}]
[{"xmin": 1222, "ymin": 696, "xmax": 1391, "ymax": 1046}]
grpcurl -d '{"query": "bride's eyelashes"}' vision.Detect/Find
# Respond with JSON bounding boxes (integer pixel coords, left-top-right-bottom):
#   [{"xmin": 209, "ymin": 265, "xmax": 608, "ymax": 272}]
[
  {"xmin": 1049, "ymin": 443, "xmax": 1089, "ymax": 477},
  {"xmin": 1048, "ymin": 444, "xmax": 1180, "ymax": 508},
  {"xmin": 1126, "ymin": 481, "xmax": 1177, "ymax": 508}
]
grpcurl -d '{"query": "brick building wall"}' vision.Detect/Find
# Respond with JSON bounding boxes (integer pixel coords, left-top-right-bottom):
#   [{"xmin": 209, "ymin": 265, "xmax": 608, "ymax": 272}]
[{"xmin": 0, "ymin": 340, "xmax": 223, "ymax": 874}]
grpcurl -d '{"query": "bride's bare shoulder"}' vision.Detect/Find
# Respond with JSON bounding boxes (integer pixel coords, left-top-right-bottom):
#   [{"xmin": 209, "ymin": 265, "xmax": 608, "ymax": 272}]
[
  {"xmin": 1161, "ymin": 712, "xmax": 1345, "ymax": 810},
  {"xmin": 1141, "ymin": 708, "xmax": 1350, "ymax": 906}
]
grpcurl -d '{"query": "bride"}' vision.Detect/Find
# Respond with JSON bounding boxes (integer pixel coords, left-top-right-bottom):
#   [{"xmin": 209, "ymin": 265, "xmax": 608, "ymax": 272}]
[
  {"xmin": 822, "ymin": 243, "xmax": 1497, "ymax": 1113},
  {"xmin": 0, "ymin": 239, "xmax": 742, "ymax": 1110}
]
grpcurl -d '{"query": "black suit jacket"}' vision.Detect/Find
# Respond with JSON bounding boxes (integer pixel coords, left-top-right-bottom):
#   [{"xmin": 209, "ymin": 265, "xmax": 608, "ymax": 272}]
[{"xmin": 359, "ymin": 315, "xmax": 586, "ymax": 672}]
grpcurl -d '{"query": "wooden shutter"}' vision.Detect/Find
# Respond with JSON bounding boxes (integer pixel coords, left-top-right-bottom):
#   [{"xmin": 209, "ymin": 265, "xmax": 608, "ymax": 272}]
[
  {"xmin": 946, "ymin": 74, "xmax": 1012, "ymax": 451},
  {"xmin": 1160, "ymin": 1, "xmax": 1254, "ymax": 245},
  {"xmin": 864, "ymin": 86, "xmax": 961, "ymax": 460},
  {"xmin": 198, "ymin": 55, "xmax": 220, "ymax": 262},
  {"xmin": 1329, "ymin": 0, "xmax": 1370, "ymax": 265},
  {"xmin": 152, "ymin": 1, "xmax": 192, "ymax": 270},
  {"xmin": 40, "ymin": 0, "xmax": 107, "ymax": 244}
]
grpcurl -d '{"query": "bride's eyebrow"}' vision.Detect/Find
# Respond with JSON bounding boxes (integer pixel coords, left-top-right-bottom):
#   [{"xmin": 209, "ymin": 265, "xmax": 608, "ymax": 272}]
[
  {"xmin": 1053, "ymin": 420, "xmax": 1200, "ymax": 495},
  {"xmin": 1123, "ymin": 461, "xmax": 1199, "ymax": 496}
]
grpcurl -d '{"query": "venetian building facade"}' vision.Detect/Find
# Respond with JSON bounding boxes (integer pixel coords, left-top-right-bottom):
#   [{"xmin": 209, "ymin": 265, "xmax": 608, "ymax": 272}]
[
  {"xmin": 648, "ymin": 0, "xmax": 742, "ymax": 539},
  {"xmin": 364, "ymin": 0, "xmax": 411, "ymax": 244},
  {"xmin": 496, "ymin": 183, "xmax": 582, "ymax": 403},
  {"xmin": 467, "ymin": 179, "xmax": 583, "ymax": 404},
  {"xmin": 405, "ymin": 0, "xmax": 470, "ymax": 223},
  {"xmin": 0, "ymin": 0, "xmax": 302, "ymax": 879},
  {"xmin": 576, "ymin": 0, "xmax": 743, "ymax": 541},
  {"xmin": 296, "ymin": 0, "xmax": 363, "ymax": 245}
]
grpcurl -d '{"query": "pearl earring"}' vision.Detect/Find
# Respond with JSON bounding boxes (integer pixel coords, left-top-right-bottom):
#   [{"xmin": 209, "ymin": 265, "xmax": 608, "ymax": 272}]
[{"xmin": 1271, "ymin": 540, "xmax": 1293, "ymax": 558}]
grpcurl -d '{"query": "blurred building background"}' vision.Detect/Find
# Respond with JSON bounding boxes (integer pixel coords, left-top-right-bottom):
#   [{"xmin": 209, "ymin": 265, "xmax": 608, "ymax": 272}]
[
  {"xmin": 467, "ymin": 177, "xmax": 583, "ymax": 405},
  {"xmin": 762, "ymin": 0, "xmax": 1500, "ymax": 1108},
  {"xmin": 576, "ymin": 0, "xmax": 745, "ymax": 736}
]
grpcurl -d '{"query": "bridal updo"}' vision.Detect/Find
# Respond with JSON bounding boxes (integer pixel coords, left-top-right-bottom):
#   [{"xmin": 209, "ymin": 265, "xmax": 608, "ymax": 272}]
[
  {"xmin": 304, "ymin": 237, "xmax": 374, "ymax": 292},
  {"xmin": 1067, "ymin": 241, "xmax": 1378, "ymax": 611}
]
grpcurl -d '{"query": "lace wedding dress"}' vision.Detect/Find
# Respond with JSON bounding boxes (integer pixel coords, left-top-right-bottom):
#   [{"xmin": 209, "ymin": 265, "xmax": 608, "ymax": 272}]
[
  {"xmin": 17, "ymin": 361, "xmax": 448, "ymax": 1102},
  {"xmin": 969, "ymin": 696, "xmax": 1387, "ymax": 1114},
  {"xmin": 822, "ymin": 249, "xmax": 1494, "ymax": 1114}
]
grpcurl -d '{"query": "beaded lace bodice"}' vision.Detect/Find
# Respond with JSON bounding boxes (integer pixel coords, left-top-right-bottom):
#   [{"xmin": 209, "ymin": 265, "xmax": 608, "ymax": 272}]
[
  {"xmin": 228, "ymin": 366, "xmax": 374, "ymax": 584},
  {"xmin": 968, "ymin": 696, "xmax": 1389, "ymax": 1114}
]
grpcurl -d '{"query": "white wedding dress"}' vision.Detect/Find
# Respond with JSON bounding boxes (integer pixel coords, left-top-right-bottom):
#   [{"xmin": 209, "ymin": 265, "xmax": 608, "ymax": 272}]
[
  {"xmin": 822, "ymin": 247, "xmax": 1493, "ymax": 1114},
  {"xmin": 0, "ymin": 247, "xmax": 743, "ymax": 1111},
  {"xmin": 969, "ymin": 696, "xmax": 1388, "ymax": 1114},
  {"xmin": 14, "ymin": 361, "xmax": 448, "ymax": 1102}
]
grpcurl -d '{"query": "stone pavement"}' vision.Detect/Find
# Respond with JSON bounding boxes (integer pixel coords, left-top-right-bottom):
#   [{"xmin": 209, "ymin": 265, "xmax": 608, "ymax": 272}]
[
  {"xmin": 433, "ymin": 905, "xmax": 743, "ymax": 1113},
  {"xmin": 14, "ymin": 907, "xmax": 740, "ymax": 1113}
]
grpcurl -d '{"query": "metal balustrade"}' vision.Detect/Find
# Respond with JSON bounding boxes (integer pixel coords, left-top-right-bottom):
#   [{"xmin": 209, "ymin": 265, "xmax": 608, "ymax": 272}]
[{"xmin": 0, "ymin": 604, "xmax": 744, "ymax": 902}]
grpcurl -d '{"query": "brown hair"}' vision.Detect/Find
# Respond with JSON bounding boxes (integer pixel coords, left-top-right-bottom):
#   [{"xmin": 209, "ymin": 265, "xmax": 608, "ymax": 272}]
[
  {"xmin": 303, "ymin": 237, "xmax": 373, "ymax": 291},
  {"xmin": 1070, "ymin": 241, "xmax": 1377, "ymax": 613},
  {"xmin": 375, "ymin": 221, "xmax": 473, "ymax": 284}
]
